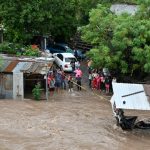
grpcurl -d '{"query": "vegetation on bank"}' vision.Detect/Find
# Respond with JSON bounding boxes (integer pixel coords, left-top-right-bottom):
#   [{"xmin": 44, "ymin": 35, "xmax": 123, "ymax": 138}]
[
  {"xmin": 0, "ymin": 0, "xmax": 78, "ymax": 43},
  {"xmin": 0, "ymin": 0, "xmax": 138, "ymax": 43},
  {"xmin": 0, "ymin": 42, "xmax": 40, "ymax": 56},
  {"xmin": 0, "ymin": 0, "xmax": 150, "ymax": 80},
  {"xmin": 32, "ymin": 82, "xmax": 42, "ymax": 100},
  {"xmin": 80, "ymin": 0, "xmax": 150, "ymax": 79}
]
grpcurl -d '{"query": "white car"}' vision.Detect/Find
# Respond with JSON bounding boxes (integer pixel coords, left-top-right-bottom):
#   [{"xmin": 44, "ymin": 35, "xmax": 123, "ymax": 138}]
[{"xmin": 53, "ymin": 53, "xmax": 77, "ymax": 72}]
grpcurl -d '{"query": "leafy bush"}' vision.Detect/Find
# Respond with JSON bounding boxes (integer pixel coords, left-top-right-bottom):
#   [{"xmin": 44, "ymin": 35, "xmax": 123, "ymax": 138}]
[
  {"xmin": 0, "ymin": 42, "xmax": 16, "ymax": 54},
  {"xmin": 32, "ymin": 82, "xmax": 42, "ymax": 100},
  {"xmin": 21, "ymin": 45, "xmax": 40, "ymax": 57},
  {"xmin": 0, "ymin": 42, "xmax": 40, "ymax": 57}
]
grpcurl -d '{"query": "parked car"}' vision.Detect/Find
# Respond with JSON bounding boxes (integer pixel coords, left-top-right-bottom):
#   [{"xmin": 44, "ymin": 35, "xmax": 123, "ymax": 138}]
[
  {"xmin": 47, "ymin": 43, "xmax": 73, "ymax": 54},
  {"xmin": 57, "ymin": 43, "xmax": 74, "ymax": 53},
  {"xmin": 53, "ymin": 53, "xmax": 77, "ymax": 72},
  {"xmin": 76, "ymin": 49, "xmax": 86, "ymax": 60}
]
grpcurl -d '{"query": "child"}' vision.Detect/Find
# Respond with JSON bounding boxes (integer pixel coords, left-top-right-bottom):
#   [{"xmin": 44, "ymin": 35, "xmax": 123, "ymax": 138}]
[
  {"xmin": 48, "ymin": 73, "xmax": 55, "ymax": 96},
  {"xmin": 68, "ymin": 74, "xmax": 73, "ymax": 92},
  {"xmin": 105, "ymin": 76, "xmax": 110, "ymax": 93},
  {"xmin": 76, "ymin": 75, "xmax": 82, "ymax": 91},
  {"xmin": 88, "ymin": 72, "xmax": 92, "ymax": 88}
]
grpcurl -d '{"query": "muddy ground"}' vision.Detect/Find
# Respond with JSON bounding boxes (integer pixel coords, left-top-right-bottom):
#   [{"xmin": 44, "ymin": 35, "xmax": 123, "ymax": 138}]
[{"xmin": 0, "ymin": 62, "xmax": 150, "ymax": 150}]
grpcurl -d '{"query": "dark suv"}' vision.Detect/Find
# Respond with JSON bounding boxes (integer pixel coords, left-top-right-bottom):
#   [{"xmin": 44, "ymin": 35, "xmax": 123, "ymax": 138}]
[{"xmin": 47, "ymin": 43, "xmax": 73, "ymax": 54}]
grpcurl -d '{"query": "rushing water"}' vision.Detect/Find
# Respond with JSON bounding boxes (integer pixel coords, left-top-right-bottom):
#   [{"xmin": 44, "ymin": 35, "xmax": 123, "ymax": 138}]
[
  {"xmin": 0, "ymin": 89, "xmax": 150, "ymax": 150},
  {"xmin": 0, "ymin": 62, "xmax": 150, "ymax": 150}
]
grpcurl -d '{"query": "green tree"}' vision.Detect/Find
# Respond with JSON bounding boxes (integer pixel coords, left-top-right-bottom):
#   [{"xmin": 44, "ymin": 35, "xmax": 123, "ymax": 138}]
[
  {"xmin": 0, "ymin": 0, "xmax": 78, "ymax": 43},
  {"xmin": 81, "ymin": 2, "xmax": 150, "ymax": 77},
  {"xmin": 77, "ymin": 0, "xmax": 137, "ymax": 25}
]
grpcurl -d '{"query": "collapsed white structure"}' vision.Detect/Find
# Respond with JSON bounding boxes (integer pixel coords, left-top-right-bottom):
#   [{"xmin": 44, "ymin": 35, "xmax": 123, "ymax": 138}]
[
  {"xmin": 111, "ymin": 83, "xmax": 150, "ymax": 111},
  {"xmin": 110, "ymin": 83, "xmax": 150, "ymax": 130}
]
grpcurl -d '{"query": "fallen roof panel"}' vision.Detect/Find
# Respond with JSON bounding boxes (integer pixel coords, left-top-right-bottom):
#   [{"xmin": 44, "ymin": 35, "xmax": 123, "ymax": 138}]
[{"xmin": 112, "ymin": 83, "xmax": 150, "ymax": 110}]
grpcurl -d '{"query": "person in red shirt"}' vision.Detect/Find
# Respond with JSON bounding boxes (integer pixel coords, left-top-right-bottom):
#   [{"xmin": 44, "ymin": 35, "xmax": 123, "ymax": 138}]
[
  {"xmin": 96, "ymin": 74, "xmax": 101, "ymax": 90},
  {"xmin": 92, "ymin": 77, "xmax": 97, "ymax": 89},
  {"xmin": 48, "ymin": 73, "xmax": 55, "ymax": 96},
  {"xmin": 105, "ymin": 76, "xmax": 110, "ymax": 93}
]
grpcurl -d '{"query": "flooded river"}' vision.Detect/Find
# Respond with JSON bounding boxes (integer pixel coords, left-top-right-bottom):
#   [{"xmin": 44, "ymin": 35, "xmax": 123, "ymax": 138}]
[
  {"xmin": 0, "ymin": 62, "xmax": 150, "ymax": 150},
  {"xmin": 0, "ymin": 91, "xmax": 150, "ymax": 150}
]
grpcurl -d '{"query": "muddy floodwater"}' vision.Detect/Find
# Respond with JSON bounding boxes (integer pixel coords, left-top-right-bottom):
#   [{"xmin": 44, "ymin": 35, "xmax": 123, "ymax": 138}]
[
  {"xmin": 0, "ymin": 63, "xmax": 150, "ymax": 150},
  {"xmin": 0, "ymin": 90, "xmax": 150, "ymax": 150}
]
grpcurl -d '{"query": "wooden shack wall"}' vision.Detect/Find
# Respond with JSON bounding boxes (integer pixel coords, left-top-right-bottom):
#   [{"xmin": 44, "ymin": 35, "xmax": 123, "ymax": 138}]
[{"xmin": 0, "ymin": 73, "xmax": 13, "ymax": 99}]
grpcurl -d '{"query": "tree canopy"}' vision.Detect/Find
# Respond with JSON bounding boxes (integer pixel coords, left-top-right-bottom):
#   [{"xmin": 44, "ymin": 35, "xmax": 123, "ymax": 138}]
[
  {"xmin": 77, "ymin": 0, "xmax": 137, "ymax": 25},
  {"xmin": 0, "ymin": 0, "xmax": 78, "ymax": 43},
  {"xmin": 0, "ymin": 0, "xmax": 149, "ymax": 78},
  {"xmin": 0, "ymin": 0, "xmax": 138, "ymax": 43},
  {"xmin": 81, "ymin": 2, "xmax": 150, "ymax": 77}
]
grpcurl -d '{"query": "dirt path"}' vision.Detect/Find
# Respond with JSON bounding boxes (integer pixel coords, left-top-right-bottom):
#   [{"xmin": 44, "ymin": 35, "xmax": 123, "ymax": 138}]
[{"xmin": 0, "ymin": 61, "xmax": 150, "ymax": 150}]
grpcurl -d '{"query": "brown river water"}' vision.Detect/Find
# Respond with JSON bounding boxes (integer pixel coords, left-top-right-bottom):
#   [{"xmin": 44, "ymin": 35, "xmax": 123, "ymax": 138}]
[
  {"xmin": 0, "ymin": 62, "xmax": 150, "ymax": 150},
  {"xmin": 0, "ymin": 91, "xmax": 150, "ymax": 150}
]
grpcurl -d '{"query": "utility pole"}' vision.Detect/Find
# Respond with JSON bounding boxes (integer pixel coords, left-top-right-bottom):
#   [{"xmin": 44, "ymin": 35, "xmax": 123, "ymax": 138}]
[{"xmin": 44, "ymin": 35, "xmax": 48, "ymax": 101}]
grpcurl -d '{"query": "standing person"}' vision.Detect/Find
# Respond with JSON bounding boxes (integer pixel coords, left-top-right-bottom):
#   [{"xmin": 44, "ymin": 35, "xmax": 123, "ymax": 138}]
[
  {"xmin": 74, "ymin": 67, "xmax": 83, "ymax": 78},
  {"xmin": 92, "ymin": 69, "xmax": 98, "ymax": 78},
  {"xmin": 75, "ymin": 60, "xmax": 80, "ymax": 69},
  {"xmin": 76, "ymin": 75, "xmax": 82, "ymax": 91},
  {"xmin": 88, "ymin": 71, "xmax": 92, "ymax": 88},
  {"xmin": 54, "ymin": 69, "xmax": 62, "ymax": 93},
  {"xmin": 105, "ymin": 76, "xmax": 110, "ymax": 93},
  {"xmin": 74, "ymin": 49, "xmax": 78, "ymax": 59},
  {"xmin": 87, "ymin": 59, "xmax": 92, "ymax": 73},
  {"xmin": 61, "ymin": 70, "xmax": 66, "ymax": 90},
  {"xmin": 96, "ymin": 74, "xmax": 101, "ymax": 90},
  {"xmin": 68, "ymin": 74, "xmax": 73, "ymax": 92},
  {"xmin": 100, "ymin": 75, "xmax": 105, "ymax": 91},
  {"xmin": 112, "ymin": 77, "xmax": 117, "ymax": 83},
  {"xmin": 48, "ymin": 73, "xmax": 55, "ymax": 96},
  {"xmin": 92, "ymin": 76, "xmax": 97, "ymax": 89},
  {"xmin": 47, "ymin": 72, "xmax": 52, "ymax": 88},
  {"xmin": 70, "ymin": 59, "xmax": 76, "ymax": 72}
]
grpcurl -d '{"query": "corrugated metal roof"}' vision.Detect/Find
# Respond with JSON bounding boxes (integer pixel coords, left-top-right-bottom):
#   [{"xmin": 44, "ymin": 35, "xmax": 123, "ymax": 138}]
[
  {"xmin": 112, "ymin": 83, "xmax": 150, "ymax": 110},
  {"xmin": 0, "ymin": 60, "xmax": 19, "ymax": 72},
  {"xmin": 4, "ymin": 61, "xmax": 19, "ymax": 72},
  {"xmin": 0, "ymin": 56, "xmax": 54, "ymax": 74},
  {"xmin": 21, "ymin": 62, "xmax": 33, "ymax": 71},
  {"xmin": 20, "ymin": 62, "xmax": 52, "ymax": 74},
  {"xmin": 27, "ymin": 62, "xmax": 39, "ymax": 73},
  {"xmin": 0, "ymin": 60, "xmax": 11, "ymax": 72},
  {"xmin": 13, "ymin": 62, "xmax": 27, "ymax": 73},
  {"xmin": 35, "ymin": 63, "xmax": 45, "ymax": 74}
]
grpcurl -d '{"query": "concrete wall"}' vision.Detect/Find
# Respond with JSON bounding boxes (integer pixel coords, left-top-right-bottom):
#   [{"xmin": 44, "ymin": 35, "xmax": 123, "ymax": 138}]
[
  {"xmin": 110, "ymin": 4, "xmax": 138, "ymax": 15},
  {"xmin": 13, "ymin": 72, "xmax": 24, "ymax": 100}
]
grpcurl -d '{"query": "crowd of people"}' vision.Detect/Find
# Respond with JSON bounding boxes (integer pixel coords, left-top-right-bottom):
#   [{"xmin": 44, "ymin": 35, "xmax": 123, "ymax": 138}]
[
  {"xmin": 47, "ymin": 66, "xmax": 83, "ymax": 95},
  {"xmin": 47, "ymin": 54, "xmax": 116, "ymax": 96},
  {"xmin": 88, "ymin": 67, "xmax": 116, "ymax": 94}
]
